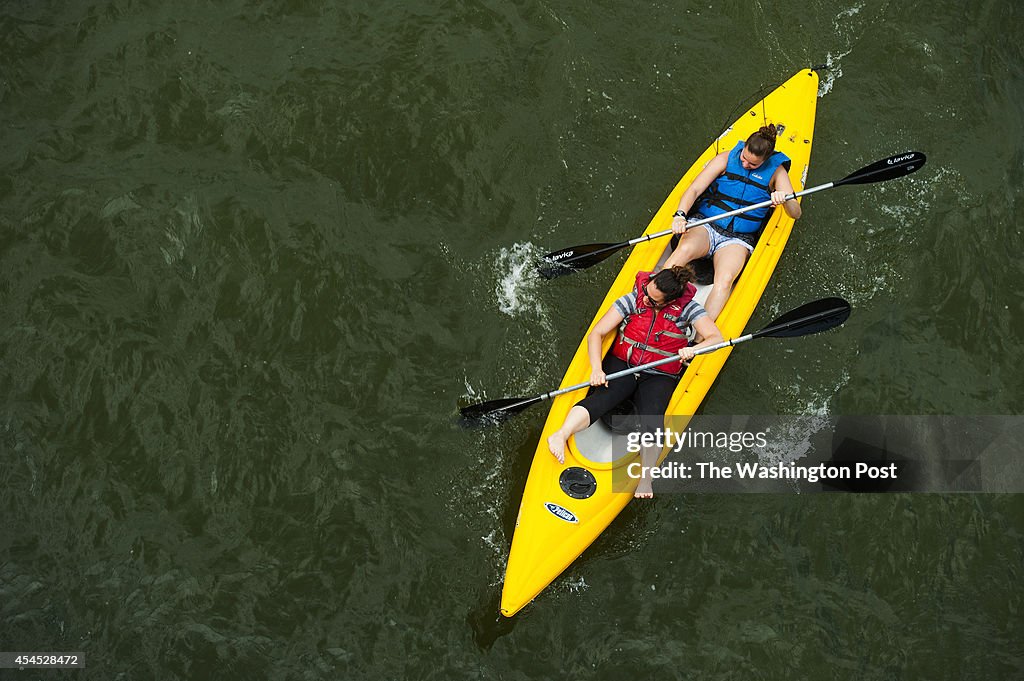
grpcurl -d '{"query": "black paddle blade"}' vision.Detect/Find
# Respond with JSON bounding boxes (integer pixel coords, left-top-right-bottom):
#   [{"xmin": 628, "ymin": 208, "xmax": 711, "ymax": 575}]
[
  {"xmin": 458, "ymin": 396, "xmax": 541, "ymax": 427},
  {"xmin": 537, "ymin": 242, "xmax": 623, "ymax": 279},
  {"xmin": 757, "ymin": 297, "xmax": 851, "ymax": 339},
  {"xmin": 836, "ymin": 151, "xmax": 926, "ymax": 187},
  {"xmin": 537, "ymin": 259, "xmax": 581, "ymax": 280}
]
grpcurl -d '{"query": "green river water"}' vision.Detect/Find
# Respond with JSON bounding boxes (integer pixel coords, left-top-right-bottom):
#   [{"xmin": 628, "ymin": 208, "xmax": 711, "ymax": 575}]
[{"xmin": 1, "ymin": 1, "xmax": 1022, "ymax": 679}]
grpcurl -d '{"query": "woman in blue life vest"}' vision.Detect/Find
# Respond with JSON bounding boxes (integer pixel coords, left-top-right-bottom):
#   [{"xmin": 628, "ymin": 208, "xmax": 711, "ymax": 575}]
[
  {"xmin": 662, "ymin": 124, "xmax": 802, "ymax": 321},
  {"xmin": 547, "ymin": 266, "xmax": 723, "ymax": 498}
]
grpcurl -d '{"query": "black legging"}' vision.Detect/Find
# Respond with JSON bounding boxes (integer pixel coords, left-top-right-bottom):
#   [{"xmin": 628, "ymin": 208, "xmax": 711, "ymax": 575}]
[{"xmin": 575, "ymin": 355, "xmax": 680, "ymax": 432}]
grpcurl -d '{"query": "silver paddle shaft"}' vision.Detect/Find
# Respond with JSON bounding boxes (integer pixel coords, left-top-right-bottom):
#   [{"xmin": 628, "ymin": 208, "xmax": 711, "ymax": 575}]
[
  {"xmin": 625, "ymin": 180, "xmax": 836, "ymax": 247},
  {"xmin": 528, "ymin": 332, "xmax": 756, "ymax": 406}
]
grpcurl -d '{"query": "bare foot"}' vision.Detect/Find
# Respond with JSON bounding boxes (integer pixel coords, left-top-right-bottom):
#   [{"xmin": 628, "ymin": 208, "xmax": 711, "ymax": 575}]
[
  {"xmin": 547, "ymin": 431, "xmax": 566, "ymax": 464},
  {"xmin": 634, "ymin": 478, "xmax": 653, "ymax": 499}
]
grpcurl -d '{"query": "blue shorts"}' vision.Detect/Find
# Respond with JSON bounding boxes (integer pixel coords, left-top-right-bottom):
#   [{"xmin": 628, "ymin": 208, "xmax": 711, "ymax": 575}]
[{"xmin": 691, "ymin": 213, "xmax": 755, "ymax": 255}]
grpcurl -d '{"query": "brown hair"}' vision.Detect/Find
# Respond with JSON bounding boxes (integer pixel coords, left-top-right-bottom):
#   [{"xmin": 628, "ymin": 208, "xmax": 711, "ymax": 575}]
[
  {"xmin": 745, "ymin": 124, "xmax": 777, "ymax": 158},
  {"xmin": 651, "ymin": 265, "xmax": 696, "ymax": 302}
]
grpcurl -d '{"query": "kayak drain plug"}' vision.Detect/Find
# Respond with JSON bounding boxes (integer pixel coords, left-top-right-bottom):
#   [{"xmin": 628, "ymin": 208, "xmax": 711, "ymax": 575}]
[{"xmin": 560, "ymin": 467, "xmax": 597, "ymax": 500}]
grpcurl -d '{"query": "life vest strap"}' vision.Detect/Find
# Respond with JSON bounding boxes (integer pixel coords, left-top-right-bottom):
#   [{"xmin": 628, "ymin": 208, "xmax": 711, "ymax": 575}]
[{"xmin": 619, "ymin": 335, "xmax": 678, "ymax": 358}]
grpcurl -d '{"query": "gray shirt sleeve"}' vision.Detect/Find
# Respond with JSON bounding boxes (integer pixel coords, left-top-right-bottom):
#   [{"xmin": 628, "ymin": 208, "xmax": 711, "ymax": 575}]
[
  {"xmin": 678, "ymin": 300, "xmax": 707, "ymax": 326},
  {"xmin": 613, "ymin": 293, "xmax": 637, "ymax": 319}
]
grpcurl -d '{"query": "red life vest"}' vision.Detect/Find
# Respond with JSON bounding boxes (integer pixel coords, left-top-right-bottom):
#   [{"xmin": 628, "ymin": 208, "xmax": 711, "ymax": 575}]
[{"xmin": 611, "ymin": 271, "xmax": 696, "ymax": 375}]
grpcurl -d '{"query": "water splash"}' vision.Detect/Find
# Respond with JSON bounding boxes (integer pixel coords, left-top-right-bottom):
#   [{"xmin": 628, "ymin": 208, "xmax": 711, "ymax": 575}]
[
  {"xmin": 835, "ymin": 4, "xmax": 863, "ymax": 24},
  {"xmin": 493, "ymin": 242, "xmax": 552, "ymax": 333},
  {"xmin": 494, "ymin": 242, "xmax": 539, "ymax": 315},
  {"xmin": 753, "ymin": 371, "xmax": 851, "ymax": 491},
  {"xmin": 818, "ymin": 3, "xmax": 863, "ymax": 97},
  {"xmin": 481, "ymin": 529, "xmax": 508, "ymax": 586},
  {"xmin": 564, "ymin": 575, "xmax": 589, "ymax": 594},
  {"xmin": 875, "ymin": 165, "xmax": 966, "ymax": 218},
  {"xmin": 462, "ymin": 376, "xmax": 481, "ymax": 400},
  {"xmin": 818, "ymin": 49, "xmax": 852, "ymax": 98}
]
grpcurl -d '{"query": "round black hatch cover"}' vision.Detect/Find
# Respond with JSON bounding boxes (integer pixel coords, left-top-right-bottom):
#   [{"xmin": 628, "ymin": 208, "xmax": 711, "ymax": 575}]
[{"xmin": 560, "ymin": 467, "xmax": 597, "ymax": 499}]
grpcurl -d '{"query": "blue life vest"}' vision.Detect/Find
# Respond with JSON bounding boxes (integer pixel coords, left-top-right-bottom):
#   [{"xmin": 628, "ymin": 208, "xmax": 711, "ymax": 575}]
[{"xmin": 696, "ymin": 141, "xmax": 791, "ymax": 234}]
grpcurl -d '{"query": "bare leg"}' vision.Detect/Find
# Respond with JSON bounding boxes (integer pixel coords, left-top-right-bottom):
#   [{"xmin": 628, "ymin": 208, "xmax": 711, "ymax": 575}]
[
  {"xmin": 702, "ymin": 244, "xmax": 749, "ymax": 321},
  {"xmin": 662, "ymin": 227, "xmax": 710, "ymax": 270},
  {"xmin": 547, "ymin": 405, "xmax": 591, "ymax": 464},
  {"xmin": 634, "ymin": 441, "xmax": 660, "ymax": 498}
]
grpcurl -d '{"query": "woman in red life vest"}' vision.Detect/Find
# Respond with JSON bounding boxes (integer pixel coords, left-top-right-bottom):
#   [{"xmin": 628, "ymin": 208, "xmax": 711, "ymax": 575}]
[
  {"xmin": 663, "ymin": 124, "xmax": 802, "ymax": 321},
  {"xmin": 547, "ymin": 266, "xmax": 723, "ymax": 498}
]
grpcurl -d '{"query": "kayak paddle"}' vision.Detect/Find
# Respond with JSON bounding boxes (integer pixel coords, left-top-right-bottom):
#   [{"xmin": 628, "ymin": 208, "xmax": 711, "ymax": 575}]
[
  {"xmin": 538, "ymin": 151, "xmax": 927, "ymax": 279},
  {"xmin": 459, "ymin": 297, "xmax": 851, "ymax": 426}
]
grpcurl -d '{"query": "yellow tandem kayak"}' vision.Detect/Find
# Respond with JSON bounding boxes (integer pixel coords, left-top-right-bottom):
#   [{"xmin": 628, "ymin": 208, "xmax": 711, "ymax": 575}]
[{"xmin": 500, "ymin": 69, "xmax": 820, "ymax": 617}]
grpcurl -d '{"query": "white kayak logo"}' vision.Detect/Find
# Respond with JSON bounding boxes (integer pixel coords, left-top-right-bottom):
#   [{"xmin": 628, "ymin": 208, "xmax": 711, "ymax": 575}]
[
  {"xmin": 888, "ymin": 153, "xmax": 916, "ymax": 165},
  {"xmin": 544, "ymin": 502, "xmax": 579, "ymax": 524}
]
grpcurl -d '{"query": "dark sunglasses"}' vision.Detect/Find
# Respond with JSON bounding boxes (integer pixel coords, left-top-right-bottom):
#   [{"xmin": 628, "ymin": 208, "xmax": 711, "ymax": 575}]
[{"xmin": 644, "ymin": 281, "xmax": 668, "ymax": 308}]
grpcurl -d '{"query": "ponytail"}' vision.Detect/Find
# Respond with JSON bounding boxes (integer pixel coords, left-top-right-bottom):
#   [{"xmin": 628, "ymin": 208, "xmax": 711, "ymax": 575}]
[
  {"xmin": 651, "ymin": 265, "xmax": 696, "ymax": 302},
  {"xmin": 745, "ymin": 124, "xmax": 777, "ymax": 158}
]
